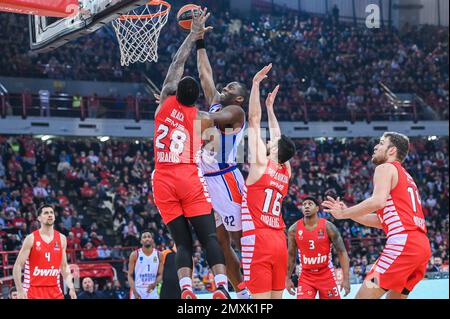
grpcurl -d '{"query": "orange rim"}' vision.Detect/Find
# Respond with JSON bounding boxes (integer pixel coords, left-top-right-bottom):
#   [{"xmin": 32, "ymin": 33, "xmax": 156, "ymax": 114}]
[{"xmin": 118, "ymin": 0, "xmax": 171, "ymax": 20}]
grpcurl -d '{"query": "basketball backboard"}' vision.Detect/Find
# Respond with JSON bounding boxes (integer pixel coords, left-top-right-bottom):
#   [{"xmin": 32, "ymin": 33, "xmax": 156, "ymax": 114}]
[{"xmin": 29, "ymin": 0, "xmax": 148, "ymax": 53}]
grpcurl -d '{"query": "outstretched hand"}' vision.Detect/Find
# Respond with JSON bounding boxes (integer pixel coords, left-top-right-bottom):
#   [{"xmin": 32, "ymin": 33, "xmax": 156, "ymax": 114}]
[
  {"xmin": 253, "ymin": 63, "xmax": 272, "ymax": 84},
  {"xmin": 191, "ymin": 7, "xmax": 213, "ymax": 39},
  {"xmin": 265, "ymin": 85, "xmax": 280, "ymax": 110},
  {"xmin": 322, "ymin": 196, "xmax": 348, "ymax": 220}
]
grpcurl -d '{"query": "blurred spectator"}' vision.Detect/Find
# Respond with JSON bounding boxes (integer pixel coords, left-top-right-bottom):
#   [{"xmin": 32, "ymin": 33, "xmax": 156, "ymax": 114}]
[
  {"xmin": 0, "ymin": 134, "xmax": 447, "ymax": 287},
  {"xmin": 8, "ymin": 287, "xmax": 18, "ymax": 299},
  {"xmin": 97, "ymin": 244, "xmax": 112, "ymax": 259},
  {"xmin": 82, "ymin": 242, "xmax": 99, "ymax": 260},
  {"xmin": 66, "ymin": 231, "xmax": 81, "ymax": 250},
  {"xmin": 38, "ymin": 89, "xmax": 50, "ymax": 117},
  {"xmin": 87, "ymin": 93, "xmax": 99, "ymax": 118},
  {"xmin": 0, "ymin": 9, "xmax": 448, "ymax": 122},
  {"xmin": 77, "ymin": 277, "xmax": 105, "ymax": 299},
  {"xmin": 102, "ymin": 280, "xmax": 128, "ymax": 299},
  {"xmin": 192, "ymin": 276, "xmax": 207, "ymax": 293}
]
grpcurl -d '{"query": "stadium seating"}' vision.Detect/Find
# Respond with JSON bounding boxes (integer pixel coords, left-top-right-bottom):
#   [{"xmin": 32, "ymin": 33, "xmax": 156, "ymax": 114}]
[{"xmin": 0, "ymin": 135, "xmax": 448, "ymax": 295}]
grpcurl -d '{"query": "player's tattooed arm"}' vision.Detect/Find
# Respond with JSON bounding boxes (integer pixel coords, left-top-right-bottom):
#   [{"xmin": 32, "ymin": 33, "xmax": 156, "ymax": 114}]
[
  {"xmin": 157, "ymin": 9, "xmax": 210, "ymax": 111},
  {"xmin": 13, "ymin": 234, "xmax": 34, "ymax": 299},
  {"xmin": 326, "ymin": 221, "xmax": 351, "ymax": 297},
  {"xmin": 286, "ymin": 222, "xmax": 298, "ymax": 295}
]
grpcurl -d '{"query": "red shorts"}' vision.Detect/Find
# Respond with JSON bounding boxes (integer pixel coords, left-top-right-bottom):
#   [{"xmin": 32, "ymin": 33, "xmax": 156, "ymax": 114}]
[
  {"xmin": 241, "ymin": 228, "xmax": 287, "ymax": 294},
  {"xmin": 297, "ymin": 267, "xmax": 340, "ymax": 299},
  {"xmin": 26, "ymin": 286, "xmax": 64, "ymax": 299},
  {"xmin": 365, "ymin": 231, "xmax": 431, "ymax": 293},
  {"xmin": 152, "ymin": 165, "xmax": 212, "ymax": 225}
]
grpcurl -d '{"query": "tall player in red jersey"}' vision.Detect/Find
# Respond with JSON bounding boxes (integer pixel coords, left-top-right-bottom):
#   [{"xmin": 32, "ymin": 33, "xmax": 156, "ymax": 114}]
[
  {"xmin": 13, "ymin": 205, "xmax": 76, "ymax": 299},
  {"xmin": 286, "ymin": 197, "xmax": 350, "ymax": 299},
  {"xmin": 240, "ymin": 64, "xmax": 296, "ymax": 299},
  {"xmin": 152, "ymin": 8, "xmax": 242, "ymax": 299},
  {"xmin": 323, "ymin": 132, "xmax": 431, "ymax": 299}
]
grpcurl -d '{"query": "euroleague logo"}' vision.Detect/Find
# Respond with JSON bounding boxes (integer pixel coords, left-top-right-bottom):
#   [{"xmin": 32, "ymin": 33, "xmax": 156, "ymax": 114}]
[
  {"xmin": 317, "ymin": 228, "xmax": 325, "ymax": 239},
  {"xmin": 298, "ymin": 230, "xmax": 303, "ymax": 240},
  {"xmin": 35, "ymin": 241, "xmax": 41, "ymax": 251}
]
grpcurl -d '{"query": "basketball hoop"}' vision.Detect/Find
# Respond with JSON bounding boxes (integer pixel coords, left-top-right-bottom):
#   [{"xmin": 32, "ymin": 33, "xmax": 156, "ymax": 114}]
[{"xmin": 112, "ymin": 0, "xmax": 171, "ymax": 66}]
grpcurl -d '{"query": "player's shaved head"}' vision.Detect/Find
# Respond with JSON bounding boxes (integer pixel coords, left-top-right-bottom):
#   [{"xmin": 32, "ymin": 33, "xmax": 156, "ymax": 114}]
[{"xmin": 220, "ymin": 82, "xmax": 248, "ymax": 107}]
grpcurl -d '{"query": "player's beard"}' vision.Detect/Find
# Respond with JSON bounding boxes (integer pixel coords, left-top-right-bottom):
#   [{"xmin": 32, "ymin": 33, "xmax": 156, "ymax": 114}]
[
  {"xmin": 144, "ymin": 243, "xmax": 152, "ymax": 248},
  {"xmin": 43, "ymin": 220, "xmax": 54, "ymax": 227},
  {"xmin": 372, "ymin": 149, "xmax": 388, "ymax": 166},
  {"xmin": 220, "ymin": 94, "xmax": 232, "ymax": 106}
]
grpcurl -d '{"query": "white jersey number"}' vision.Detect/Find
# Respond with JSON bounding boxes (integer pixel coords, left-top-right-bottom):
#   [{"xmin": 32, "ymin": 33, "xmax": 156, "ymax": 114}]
[
  {"xmin": 262, "ymin": 189, "xmax": 283, "ymax": 216},
  {"xmin": 407, "ymin": 186, "xmax": 422, "ymax": 214},
  {"xmin": 45, "ymin": 252, "xmax": 51, "ymax": 262}
]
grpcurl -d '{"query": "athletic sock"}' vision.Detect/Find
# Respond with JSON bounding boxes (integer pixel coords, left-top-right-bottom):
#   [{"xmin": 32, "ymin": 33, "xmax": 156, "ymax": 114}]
[
  {"xmin": 214, "ymin": 274, "xmax": 229, "ymax": 291},
  {"xmin": 236, "ymin": 288, "xmax": 251, "ymax": 299},
  {"xmin": 179, "ymin": 277, "xmax": 193, "ymax": 291}
]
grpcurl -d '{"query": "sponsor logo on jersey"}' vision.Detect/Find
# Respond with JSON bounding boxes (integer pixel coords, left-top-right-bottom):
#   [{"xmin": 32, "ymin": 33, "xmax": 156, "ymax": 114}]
[
  {"xmin": 298, "ymin": 230, "xmax": 303, "ymax": 240},
  {"xmin": 35, "ymin": 241, "xmax": 41, "ymax": 251},
  {"xmin": 302, "ymin": 254, "xmax": 327, "ymax": 265},
  {"xmin": 139, "ymin": 256, "xmax": 144, "ymax": 262},
  {"xmin": 32, "ymin": 266, "xmax": 60, "ymax": 277}
]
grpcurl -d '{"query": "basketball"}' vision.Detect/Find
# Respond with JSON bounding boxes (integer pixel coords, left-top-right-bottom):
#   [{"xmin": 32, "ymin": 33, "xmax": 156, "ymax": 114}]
[{"xmin": 176, "ymin": 4, "xmax": 202, "ymax": 30}]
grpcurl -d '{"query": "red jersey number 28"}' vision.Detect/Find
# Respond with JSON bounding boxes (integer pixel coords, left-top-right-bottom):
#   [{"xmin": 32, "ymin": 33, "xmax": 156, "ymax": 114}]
[{"xmin": 155, "ymin": 124, "xmax": 187, "ymax": 155}]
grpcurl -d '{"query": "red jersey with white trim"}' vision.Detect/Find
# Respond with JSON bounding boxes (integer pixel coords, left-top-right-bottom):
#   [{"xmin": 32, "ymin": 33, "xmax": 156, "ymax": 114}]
[
  {"xmin": 24, "ymin": 230, "xmax": 63, "ymax": 289},
  {"xmin": 296, "ymin": 218, "xmax": 332, "ymax": 271},
  {"xmin": 241, "ymin": 160, "xmax": 290, "ymax": 232},
  {"xmin": 376, "ymin": 161, "xmax": 427, "ymax": 238},
  {"xmin": 154, "ymin": 96, "xmax": 201, "ymax": 168}
]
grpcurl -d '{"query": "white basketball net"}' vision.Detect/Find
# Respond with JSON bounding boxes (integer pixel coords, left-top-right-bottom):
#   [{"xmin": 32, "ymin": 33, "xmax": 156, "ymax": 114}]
[{"xmin": 112, "ymin": 1, "xmax": 170, "ymax": 66}]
